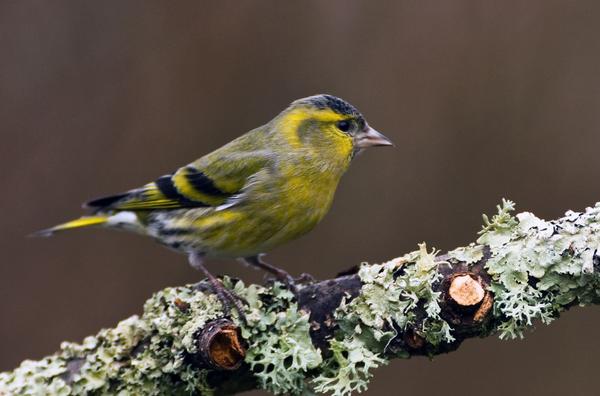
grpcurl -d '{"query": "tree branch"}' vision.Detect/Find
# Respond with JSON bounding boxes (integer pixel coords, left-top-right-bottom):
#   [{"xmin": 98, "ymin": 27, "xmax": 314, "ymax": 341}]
[{"xmin": 2, "ymin": 200, "xmax": 600, "ymax": 396}]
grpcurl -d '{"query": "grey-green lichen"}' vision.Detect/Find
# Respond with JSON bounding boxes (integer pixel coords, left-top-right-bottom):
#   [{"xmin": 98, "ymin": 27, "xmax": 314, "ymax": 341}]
[
  {"xmin": 447, "ymin": 243, "xmax": 485, "ymax": 264},
  {"xmin": 0, "ymin": 286, "xmax": 224, "ymax": 396},
  {"xmin": 0, "ymin": 279, "xmax": 322, "ymax": 396},
  {"xmin": 478, "ymin": 199, "xmax": 600, "ymax": 339},
  {"xmin": 312, "ymin": 243, "xmax": 453, "ymax": 396},
  {"xmin": 237, "ymin": 282, "xmax": 322, "ymax": 394},
  {"xmin": 311, "ymin": 200, "xmax": 600, "ymax": 394},
  {"xmin": 3, "ymin": 200, "xmax": 600, "ymax": 396}
]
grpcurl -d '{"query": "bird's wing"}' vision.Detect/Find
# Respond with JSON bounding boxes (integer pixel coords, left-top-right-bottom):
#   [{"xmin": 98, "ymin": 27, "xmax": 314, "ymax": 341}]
[{"xmin": 85, "ymin": 151, "xmax": 273, "ymax": 211}]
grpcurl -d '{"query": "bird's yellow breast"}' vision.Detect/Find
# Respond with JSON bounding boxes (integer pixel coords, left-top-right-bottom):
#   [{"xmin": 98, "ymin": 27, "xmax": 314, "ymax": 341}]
[{"xmin": 170, "ymin": 186, "xmax": 336, "ymax": 258}]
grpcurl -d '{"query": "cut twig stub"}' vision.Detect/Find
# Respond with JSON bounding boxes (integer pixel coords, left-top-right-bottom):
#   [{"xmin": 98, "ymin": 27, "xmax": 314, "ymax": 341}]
[
  {"xmin": 438, "ymin": 267, "xmax": 494, "ymax": 331},
  {"xmin": 449, "ymin": 275, "xmax": 485, "ymax": 306},
  {"xmin": 474, "ymin": 291, "xmax": 494, "ymax": 322},
  {"xmin": 198, "ymin": 319, "xmax": 246, "ymax": 370}
]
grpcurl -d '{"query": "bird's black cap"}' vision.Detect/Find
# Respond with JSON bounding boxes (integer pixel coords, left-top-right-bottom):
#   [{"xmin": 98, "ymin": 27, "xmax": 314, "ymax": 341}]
[{"xmin": 296, "ymin": 94, "xmax": 363, "ymax": 119}]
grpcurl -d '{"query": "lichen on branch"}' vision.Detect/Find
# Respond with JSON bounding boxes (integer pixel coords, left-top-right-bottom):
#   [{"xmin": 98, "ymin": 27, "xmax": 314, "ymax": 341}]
[
  {"xmin": 2, "ymin": 200, "xmax": 600, "ymax": 396},
  {"xmin": 479, "ymin": 200, "xmax": 600, "ymax": 339}
]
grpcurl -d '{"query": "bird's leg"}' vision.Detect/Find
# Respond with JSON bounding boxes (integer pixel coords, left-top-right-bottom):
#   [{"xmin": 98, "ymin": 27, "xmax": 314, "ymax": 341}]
[
  {"xmin": 188, "ymin": 252, "xmax": 246, "ymax": 320},
  {"xmin": 242, "ymin": 254, "xmax": 298, "ymax": 295}
]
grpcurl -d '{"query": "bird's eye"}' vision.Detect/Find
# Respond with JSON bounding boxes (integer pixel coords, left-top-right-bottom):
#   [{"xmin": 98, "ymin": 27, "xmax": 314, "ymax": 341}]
[{"xmin": 336, "ymin": 120, "xmax": 351, "ymax": 132}]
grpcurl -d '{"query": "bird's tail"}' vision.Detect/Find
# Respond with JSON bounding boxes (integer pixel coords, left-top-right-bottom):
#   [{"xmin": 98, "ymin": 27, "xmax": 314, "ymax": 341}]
[{"xmin": 32, "ymin": 215, "xmax": 109, "ymax": 237}]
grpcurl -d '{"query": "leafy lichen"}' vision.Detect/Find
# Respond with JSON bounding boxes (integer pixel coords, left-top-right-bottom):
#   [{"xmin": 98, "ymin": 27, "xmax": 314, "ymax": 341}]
[
  {"xmin": 0, "ymin": 279, "xmax": 321, "ymax": 396},
  {"xmin": 312, "ymin": 337, "xmax": 386, "ymax": 396},
  {"xmin": 312, "ymin": 243, "xmax": 454, "ymax": 395},
  {"xmin": 310, "ymin": 200, "xmax": 600, "ymax": 394},
  {"xmin": 447, "ymin": 244, "xmax": 484, "ymax": 264},
  {"xmin": 0, "ymin": 286, "xmax": 225, "ymax": 396},
  {"xmin": 239, "ymin": 282, "xmax": 322, "ymax": 395},
  {"xmin": 479, "ymin": 201, "xmax": 600, "ymax": 339}
]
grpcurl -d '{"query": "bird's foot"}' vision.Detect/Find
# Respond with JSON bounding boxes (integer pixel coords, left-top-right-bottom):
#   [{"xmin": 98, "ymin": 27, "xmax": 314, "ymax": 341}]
[
  {"xmin": 209, "ymin": 280, "xmax": 247, "ymax": 321},
  {"xmin": 242, "ymin": 255, "xmax": 307, "ymax": 297},
  {"xmin": 189, "ymin": 252, "xmax": 247, "ymax": 321},
  {"xmin": 267, "ymin": 267, "xmax": 299, "ymax": 296}
]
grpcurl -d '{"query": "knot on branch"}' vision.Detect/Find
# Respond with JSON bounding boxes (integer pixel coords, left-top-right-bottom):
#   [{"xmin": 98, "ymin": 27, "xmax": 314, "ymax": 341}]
[{"xmin": 196, "ymin": 319, "xmax": 246, "ymax": 371}]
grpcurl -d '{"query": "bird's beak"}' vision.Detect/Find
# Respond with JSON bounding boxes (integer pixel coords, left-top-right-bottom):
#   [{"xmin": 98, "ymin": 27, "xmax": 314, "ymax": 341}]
[{"xmin": 355, "ymin": 126, "xmax": 394, "ymax": 148}]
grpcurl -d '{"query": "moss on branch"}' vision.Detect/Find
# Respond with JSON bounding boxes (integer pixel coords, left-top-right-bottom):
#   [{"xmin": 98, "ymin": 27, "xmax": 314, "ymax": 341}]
[{"xmin": 2, "ymin": 200, "xmax": 600, "ymax": 395}]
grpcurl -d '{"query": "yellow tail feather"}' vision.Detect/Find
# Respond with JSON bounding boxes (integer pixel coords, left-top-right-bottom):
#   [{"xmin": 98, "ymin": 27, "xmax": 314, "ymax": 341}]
[{"xmin": 33, "ymin": 216, "xmax": 108, "ymax": 237}]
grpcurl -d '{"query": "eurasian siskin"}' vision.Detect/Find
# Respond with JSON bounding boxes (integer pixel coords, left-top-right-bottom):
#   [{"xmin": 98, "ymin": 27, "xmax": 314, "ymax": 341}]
[{"xmin": 38, "ymin": 94, "xmax": 393, "ymax": 314}]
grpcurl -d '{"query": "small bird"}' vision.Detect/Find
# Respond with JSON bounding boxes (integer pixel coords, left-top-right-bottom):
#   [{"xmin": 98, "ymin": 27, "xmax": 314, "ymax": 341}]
[{"xmin": 38, "ymin": 94, "xmax": 392, "ymax": 315}]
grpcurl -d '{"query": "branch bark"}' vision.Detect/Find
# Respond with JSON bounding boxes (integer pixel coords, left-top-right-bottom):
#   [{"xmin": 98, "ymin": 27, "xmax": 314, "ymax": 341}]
[{"xmin": 2, "ymin": 200, "xmax": 600, "ymax": 396}]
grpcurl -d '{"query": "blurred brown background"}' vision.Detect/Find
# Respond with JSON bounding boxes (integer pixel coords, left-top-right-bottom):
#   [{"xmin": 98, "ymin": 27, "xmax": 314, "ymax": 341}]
[{"xmin": 2, "ymin": 1, "xmax": 600, "ymax": 395}]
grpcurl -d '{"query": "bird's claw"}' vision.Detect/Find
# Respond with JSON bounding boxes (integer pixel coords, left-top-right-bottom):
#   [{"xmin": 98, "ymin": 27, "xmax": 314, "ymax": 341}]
[
  {"xmin": 208, "ymin": 281, "xmax": 247, "ymax": 322},
  {"xmin": 265, "ymin": 269, "xmax": 299, "ymax": 296},
  {"xmin": 242, "ymin": 255, "xmax": 317, "ymax": 299}
]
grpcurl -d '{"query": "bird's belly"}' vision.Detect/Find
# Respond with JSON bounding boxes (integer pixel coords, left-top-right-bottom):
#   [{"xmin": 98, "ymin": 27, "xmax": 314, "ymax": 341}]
[
  {"xmin": 210, "ymin": 204, "xmax": 326, "ymax": 257},
  {"xmin": 148, "ymin": 190, "xmax": 332, "ymax": 258}
]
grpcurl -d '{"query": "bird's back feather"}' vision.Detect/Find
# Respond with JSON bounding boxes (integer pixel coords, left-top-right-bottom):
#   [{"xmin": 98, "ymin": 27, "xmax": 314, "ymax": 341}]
[{"xmin": 85, "ymin": 129, "xmax": 273, "ymax": 212}]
